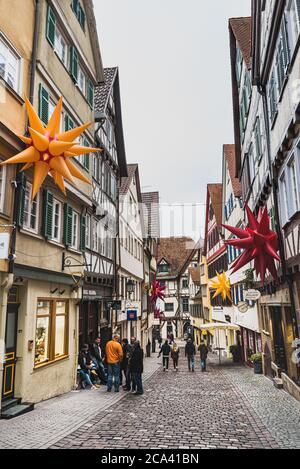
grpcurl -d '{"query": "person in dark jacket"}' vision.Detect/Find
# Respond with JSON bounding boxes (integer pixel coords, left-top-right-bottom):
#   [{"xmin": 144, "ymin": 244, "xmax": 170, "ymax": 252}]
[
  {"xmin": 171, "ymin": 342, "xmax": 180, "ymax": 371},
  {"xmin": 90, "ymin": 338, "xmax": 107, "ymax": 384},
  {"xmin": 198, "ymin": 340, "xmax": 209, "ymax": 372},
  {"xmin": 129, "ymin": 341, "xmax": 144, "ymax": 395},
  {"xmin": 121, "ymin": 338, "xmax": 132, "ymax": 390},
  {"xmin": 78, "ymin": 345, "xmax": 97, "ymax": 389},
  {"xmin": 185, "ymin": 339, "xmax": 196, "ymax": 372},
  {"xmin": 158, "ymin": 340, "xmax": 171, "ymax": 371}
]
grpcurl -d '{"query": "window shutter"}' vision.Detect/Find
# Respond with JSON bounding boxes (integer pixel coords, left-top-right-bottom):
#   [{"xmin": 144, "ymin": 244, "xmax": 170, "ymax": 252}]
[
  {"xmin": 78, "ymin": 5, "xmax": 86, "ymax": 30},
  {"xmin": 282, "ymin": 17, "xmax": 290, "ymax": 72},
  {"xmin": 87, "ymin": 79, "xmax": 94, "ymax": 108},
  {"xmin": 71, "ymin": 0, "xmax": 79, "ymax": 13},
  {"xmin": 43, "ymin": 190, "xmax": 53, "ymax": 239},
  {"xmin": 83, "ymin": 138, "xmax": 90, "ymax": 170},
  {"xmin": 63, "ymin": 203, "xmax": 73, "ymax": 246},
  {"xmin": 65, "ymin": 114, "xmax": 74, "ymax": 131},
  {"xmin": 46, "ymin": 4, "xmax": 56, "ymax": 47},
  {"xmin": 70, "ymin": 46, "xmax": 78, "ymax": 82},
  {"xmin": 39, "ymin": 84, "xmax": 49, "ymax": 125},
  {"xmin": 80, "ymin": 214, "xmax": 86, "ymax": 252},
  {"xmin": 16, "ymin": 172, "xmax": 26, "ymax": 227}
]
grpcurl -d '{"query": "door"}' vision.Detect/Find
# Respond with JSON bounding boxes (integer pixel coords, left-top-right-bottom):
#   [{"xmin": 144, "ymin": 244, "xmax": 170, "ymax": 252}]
[
  {"xmin": 2, "ymin": 304, "xmax": 19, "ymax": 401},
  {"xmin": 270, "ymin": 306, "xmax": 287, "ymax": 372}
]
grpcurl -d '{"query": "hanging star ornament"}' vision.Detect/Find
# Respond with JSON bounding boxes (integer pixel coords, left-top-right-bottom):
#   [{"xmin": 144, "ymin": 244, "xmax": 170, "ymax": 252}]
[
  {"xmin": 223, "ymin": 205, "xmax": 280, "ymax": 284},
  {"xmin": 211, "ymin": 271, "xmax": 232, "ymax": 303},
  {"xmin": 154, "ymin": 307, "xmax": 162, "ymax": 319},
  {"xmin": 1, "ymin": 97, "xmax": 100, "ymax": 199},
  {"xmin": 150, "ymin": 277, "xmax": 166, "ymax": 304}
]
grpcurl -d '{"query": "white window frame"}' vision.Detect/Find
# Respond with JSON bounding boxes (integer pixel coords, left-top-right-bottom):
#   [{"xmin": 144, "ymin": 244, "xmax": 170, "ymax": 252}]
[
  {"xmin": 71, "ymin": 211, "xmax": 79, "ymax": 250},
  {"xmin": 78, "ymin": 65, "xmax": 86, "ymax": 96},
  {"xmin": 0, "ymin": 164, "xmax": 6, "ymax": 213},
  {"xmin": 54, "ymin": 25, "xmax": 68, "ymax": 68},
  {"xmin": 51, "ymin": 198, "xmax": 62, "ymax": 242},
  {"xmin": 0, "ymin": 33, "xmax": 22, "ymax": 94},
  {"xmin": 86, "ymin": 213, "xmax": 91, "ymax": 249},
  {"xmin": 23, "ymin": 182, "xmax": 40, "ymax": 233},
  {"xmin": 286, "ymin": 0, "xmax": 300, "ymax": 53}
]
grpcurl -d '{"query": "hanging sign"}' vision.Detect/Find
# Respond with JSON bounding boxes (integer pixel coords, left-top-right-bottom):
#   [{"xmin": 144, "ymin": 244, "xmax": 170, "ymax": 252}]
[
  {"xmin": 0, "ymin": 233, "xmax": 10, "ymax": 259},
  {"xmin": 244, "ymin": 289, "xmax": 261, "ymax": 301},
  {"xmin": 238, "ymin": 301, "xmax": 249, "ymax": 313},
  {"xmin": 127, "ymin": 310, "xmax": 138, "ymax": 321}
]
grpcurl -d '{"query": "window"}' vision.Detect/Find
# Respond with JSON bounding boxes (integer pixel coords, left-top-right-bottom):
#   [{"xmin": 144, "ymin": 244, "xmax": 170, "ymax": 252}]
[
  {"xmin": 275, "ymin": 16, "xmax": 290, "ymax": 95},
  {"xmin": 71, "ymin": 0, "xmax": 86, "ymax": 31},
  {"xmin": 286, "ymin": 0, "xmax": 300, "ymax": 52},
  {"xmin": 0, "ymin": 164, "xmax": 6, "ymax": 212},
  {"xmin": 248, "ymin": 144, "xmax": 255, "ymax": 184},
  {"xmin": 236, "ymin": 47, "xmax": 243, "ymax": 86},
  {"xmin": 268, "ymin": 69, "xmax": 278, "ymax": 124},
  {"xmin": 23, "ymin": 182, "xmax": 39, "ymax": 232},
  {"xmin": 280, "ymin": 172, "xmax": 290, "ymax": 225},
  {"xmin": 182, "ymin": 298, "xmax": 189, "ymax": 313},
  {"xmin": 35, "ymin": 300, "xmax": 68, "ymax": 366},
  {"xmin": 78, "ymin": 65, "xmax": 86, "ymax": 95},
  {"xmin": 279, "ymin": 151, "xmax": 300, "ymax": 224},
  {"xmin": 157, "ymin": 263, "xmax": 169, "ymax": 274},
  {"xmin": 0, "ymin": 35, "xmax": 20, "ymax": 92},
  {"xmin": 86, "ymin": 214, "xmax": 91, "ymax": 249},
  {"xmin": 92, "ymin": 218, "xmax": 98, "ymax": 252},
  {"xmin": 289, "ymin": 157, "xmax": 300, "ymax": 212},
  {"xmin": 54, "ymin": 26, "xmax": 68, "ymax": 67},
  {"xmin": 254, "ymin": 118, "xmax": 263, "ymax": 163},
  {"xmin": 182, "ymin": 279, "xmax": 188, "ymax": 289},
  {"xmin": 52, "ymin": 199, "xmax": 62, "ymax": 242},
  {"xmin": 165, "ymin": 303, "xmax": 174, "ymax": 312},
  {"xmin": 71, "ymin": 211, "xmax": 79, "ymax": 249}
]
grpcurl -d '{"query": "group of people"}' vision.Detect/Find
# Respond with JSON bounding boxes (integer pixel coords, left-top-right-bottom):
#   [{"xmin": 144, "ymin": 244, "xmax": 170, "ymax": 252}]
[
  {"xmin": 158, "ymin": 338, "xmax": 209, "ymax": 372},
  {"xmin": 78, "ymin": 335, "xmax": 144, "ymax": 395}
]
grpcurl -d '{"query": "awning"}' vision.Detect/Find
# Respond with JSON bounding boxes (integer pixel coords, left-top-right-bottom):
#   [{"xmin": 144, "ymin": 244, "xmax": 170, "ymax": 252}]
[{"xmin": 199, "ymin": 323, "xmax": 240, "ymax": 331}]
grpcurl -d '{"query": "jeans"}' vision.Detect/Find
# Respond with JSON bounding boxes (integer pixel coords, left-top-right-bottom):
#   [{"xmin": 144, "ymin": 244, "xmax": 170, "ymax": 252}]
[
  {"xmin": 163, "ymin": 356, "xmax": 169, "ymax": 369},
  {"xmin": 93, "ymin": 359, "xmax": 107, "ymax": 384},
  {"xmin": 187, "ymin": 356, "xmax": 195, "ymax": 371},
  {"xmin": 107, "ymin": 363, "xmax": 121, "ymax": 391},
  {"xmin": 79, "ymin": 370, "xmax": 93, "ymax": 387},
  {"xmin": 201, "ymin": 359, "xmax": 207, "ymax": 371},
  {"xmin": 132, "ymin": 372, "xmax": 143, "ymax": 394}
]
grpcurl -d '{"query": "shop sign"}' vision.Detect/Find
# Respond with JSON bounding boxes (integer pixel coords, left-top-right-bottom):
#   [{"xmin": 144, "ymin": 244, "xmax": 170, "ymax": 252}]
[
  {"xmin": 127, "ymin": 309, "xmax": 138, "ymax": 322},
  {"xmin": 244, "ymin": 289, "xmax": 261, "ymax": 301},
  {"xmin": 238, "ymin": 301, "xmax": 249, "ymax": 313}
]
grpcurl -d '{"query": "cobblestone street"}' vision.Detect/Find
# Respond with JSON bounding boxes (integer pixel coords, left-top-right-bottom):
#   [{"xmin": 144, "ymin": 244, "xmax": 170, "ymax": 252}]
[{"xmin": 1, "ymin": 352, "xmax": 300, "ymax": 449}]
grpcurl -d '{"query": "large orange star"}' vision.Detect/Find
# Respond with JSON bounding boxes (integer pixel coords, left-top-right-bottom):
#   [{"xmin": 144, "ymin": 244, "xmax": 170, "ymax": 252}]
[{"xmin": 1, "ymin": 97, "xmax": 100, "ymax": 198}]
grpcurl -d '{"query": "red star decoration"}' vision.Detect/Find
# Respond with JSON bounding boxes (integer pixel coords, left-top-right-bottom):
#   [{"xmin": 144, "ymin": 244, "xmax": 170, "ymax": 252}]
[
  {"xmin": 223, "ymin": 205, "xmax": 280, "ymax": 284},
  {"xmin": 150, "ymin": 277, "xmax": 166, "ymax": 304},
  {"xmin": 154, "ymin": 307, "xmax": 162, "ymax": 319}
]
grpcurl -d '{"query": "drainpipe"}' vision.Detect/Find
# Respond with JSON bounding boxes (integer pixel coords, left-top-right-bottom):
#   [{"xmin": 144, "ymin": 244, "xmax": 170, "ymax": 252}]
[
  {"xmin": 29, "ymin": 0, "xmax": 41, "ymax": 104},
  {"xmin": 0, "ymin": 273, "xmax": 14, "ymax": 413},
  {"xmin": 259, "ymin": 84, "xmax": 299, "ymax": 340}
]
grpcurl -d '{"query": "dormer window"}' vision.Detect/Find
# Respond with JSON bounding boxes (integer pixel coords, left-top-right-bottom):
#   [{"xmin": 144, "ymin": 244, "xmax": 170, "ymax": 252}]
[
  {"xmin": 236, "ymin": 47, "xmax": 243, "ymax": 86},
  {"xmin": 157, "ymin": 260, "xmax": 170, "ymax": 274}
]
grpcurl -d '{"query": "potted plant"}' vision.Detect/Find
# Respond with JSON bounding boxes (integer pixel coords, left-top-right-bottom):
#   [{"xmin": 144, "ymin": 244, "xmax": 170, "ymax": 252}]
[
  {"xmin": 250, "ymin": 353, "xmax": 263, "ymax": 374},
  {"xmin": 229, "ymin": 345, "xmax": 242, "ymax": 363}
]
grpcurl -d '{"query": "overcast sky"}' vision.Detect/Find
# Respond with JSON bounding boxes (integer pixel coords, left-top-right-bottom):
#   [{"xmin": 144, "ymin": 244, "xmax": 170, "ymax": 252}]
[{"xmin": 94, "ymin": 0, "xmax": 250, "ymax": 239}]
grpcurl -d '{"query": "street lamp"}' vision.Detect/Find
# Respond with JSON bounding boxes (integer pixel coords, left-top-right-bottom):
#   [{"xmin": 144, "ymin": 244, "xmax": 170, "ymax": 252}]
[{"xmin": 126, "ymin": 279, "xmax": 135, "ymax": 296}]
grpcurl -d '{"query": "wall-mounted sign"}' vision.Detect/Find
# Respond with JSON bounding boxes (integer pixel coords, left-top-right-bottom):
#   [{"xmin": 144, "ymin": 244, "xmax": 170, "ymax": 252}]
[
  {"xmin": 238, "ymin": 301, "xmax": 249, "ymax": 313},
  {"xmin": 0, "ymin": 233, "xmax": 9, "ymax": 259},
  {"xmin": 244, "ymin": 289, "xmax": 261, "ymax": 301},
  {"xmin": 127, "ymin": 310, "xmax": 138, "ymax": 321}
]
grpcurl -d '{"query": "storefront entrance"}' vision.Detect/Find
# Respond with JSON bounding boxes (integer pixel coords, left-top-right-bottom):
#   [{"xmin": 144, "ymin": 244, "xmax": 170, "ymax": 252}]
[
  {"xmin": 2, "ymin": 303, "xmax": 19, "ymax": 401},
  {"xmin": 270, "ymin": 306, "xmax": 288, "ymax": 372}
]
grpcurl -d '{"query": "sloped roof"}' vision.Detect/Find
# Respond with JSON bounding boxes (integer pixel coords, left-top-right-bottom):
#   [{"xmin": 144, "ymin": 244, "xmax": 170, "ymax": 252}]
[
  {"xmin": 229, "ymin": 17, "xmax": 252, "ymax": 69},
  {"xmin": 223, "ymin": 144, "xmax": 241, "ymax": 198},
  {"xmin": 141, "ymin": 192, "xmax": 160, "ymax": 239},
  {"xmin": 95, "ymin": 67, "xmax": 127, "ymax": 177},
  {"xmin": 157, "ymin": 237, "xmax": 197, "ymax": 278},
  {"xmin": 189, "ymin": 267, "xmax": 200, "ymax": 285},
  {"xmin": 119, "ymin": 164, "xmax": 138, "ymax": 196},
  {"xmin": 207, "ymin": 184, "xmax": 223, "ymax": 230}
]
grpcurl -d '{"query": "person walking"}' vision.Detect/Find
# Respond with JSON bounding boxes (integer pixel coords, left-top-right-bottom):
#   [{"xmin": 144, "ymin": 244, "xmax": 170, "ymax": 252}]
[
  {"xmin": 171, "ymin": 342, "xmax": 180, "ymax": 371},
  {"xmin": 198, "ymin": 340, "xmax": 209, "ymax": 372},
  {"xmin": 90, "ymin": 337, "xmax": 107, "ymax": 384},
  {"xmin": 105, "ymin": 335, "xmax": 123, "ymax": 392},
  {"xmin": 130, "ymin": 341, "xmax": 144, "ymax": 395},
  {"xmin": 158, "ymin": 339, "xmax": 171, "ymax": 371},
  {"xmin": 185, "ymin": 338, "xmax": 196, "ymax": 372}
]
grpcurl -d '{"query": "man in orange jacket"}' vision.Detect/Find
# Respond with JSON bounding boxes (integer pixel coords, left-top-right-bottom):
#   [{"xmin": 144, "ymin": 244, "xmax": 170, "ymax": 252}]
[{"xmin": 105, "ymin": 335, "xmax": 123, "ymax": 392}]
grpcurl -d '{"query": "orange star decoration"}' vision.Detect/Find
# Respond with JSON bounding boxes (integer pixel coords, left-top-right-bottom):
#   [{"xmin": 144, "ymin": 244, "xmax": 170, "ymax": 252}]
[
  {"xmin": 1, "ymin": 97, "xmax": 100, "ymax": 199},
  {"xmin": 211, "ymin": 272, "xmax": 232, "ymax": 303}
]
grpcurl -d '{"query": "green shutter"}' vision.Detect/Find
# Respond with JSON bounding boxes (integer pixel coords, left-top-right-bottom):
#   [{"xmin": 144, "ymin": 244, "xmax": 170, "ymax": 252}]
[
  {"xmin": 70, "ymin": 46, "xmax": 78, "ymax": 82},
  {"xmin": 63, "ymin": 203, "xmax": 73, "ymax": 246},
  {"xmin": 43, "ymin": 190, "xmax": 53, "ymax": 239},
  {"xmin": 87, "ymin": 79, "xmax": 94, "ymax": 108},
  {"xmin": 46, "ymin": 4, "xmax": 56, "ymax": 47},
  {"xmin": 83, "ymin": 137, "xmax": 90, "ymax": 170},
  {"xmin": 71, "ymin": 0, "xmax": 79, "ymax": 13},
  {"xmin": 78, "ymin": 5, "xmax": 86, "ymax": 31},
  {"xmin": 39, "ymin": 84, "xmax": 49, "ymax": 125},
  {"xmin": 65, "ymin": 114, "xmax": 74, "ymax": 131},
  {"xmin": 16, "ymin": 172, "xmax": 26, "ymax": 227},
  {"xmin": 80, "ymin": 214, "xmax": 86, "ymax": 252}
]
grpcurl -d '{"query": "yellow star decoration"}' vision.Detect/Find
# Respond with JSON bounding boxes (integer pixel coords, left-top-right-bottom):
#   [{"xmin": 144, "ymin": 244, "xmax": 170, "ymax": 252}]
[
  {"xmin": 211, "ymin": 271, "xmax": 232, "ymax": 303},
  {"xmin": 1, "ymin": 97, "xmax": 100, "ymax": 199}
]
